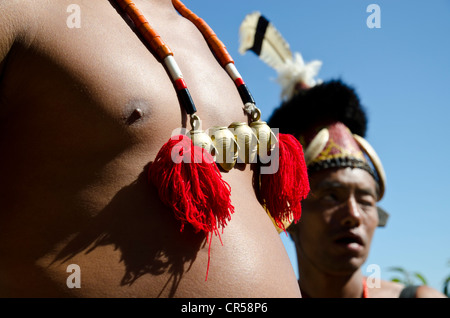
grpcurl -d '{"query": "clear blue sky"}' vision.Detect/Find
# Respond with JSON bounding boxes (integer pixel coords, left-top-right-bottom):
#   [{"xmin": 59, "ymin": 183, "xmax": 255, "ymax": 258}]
[{"xmin": 186, "ymin": 0, "xmax": 450, "ymax": 292}]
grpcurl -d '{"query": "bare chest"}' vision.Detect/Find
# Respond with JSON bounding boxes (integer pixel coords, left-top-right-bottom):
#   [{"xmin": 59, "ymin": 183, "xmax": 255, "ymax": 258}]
[{"xmin": 2, "ymin": 1, "xmax": 246, "ymax": 148}]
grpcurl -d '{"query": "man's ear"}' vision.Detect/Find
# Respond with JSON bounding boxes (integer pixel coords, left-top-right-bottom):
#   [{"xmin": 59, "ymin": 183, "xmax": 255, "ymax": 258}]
[{"xmin": 377, "ymin": 206, "xmax": 389, "ymax": 227}]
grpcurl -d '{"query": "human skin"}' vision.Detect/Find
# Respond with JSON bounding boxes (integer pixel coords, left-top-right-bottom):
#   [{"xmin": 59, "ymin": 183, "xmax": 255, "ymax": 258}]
[
  {"xmin": 291, "ymin": 167, "xmax": 378, "ymax": 297},
  {"xmin": 0, "ymin": 0, "xmax": 300, "ymax": 297},
  {"xmin": 290, "ymin": 167, "xmax": 447, "ymax": 298}
]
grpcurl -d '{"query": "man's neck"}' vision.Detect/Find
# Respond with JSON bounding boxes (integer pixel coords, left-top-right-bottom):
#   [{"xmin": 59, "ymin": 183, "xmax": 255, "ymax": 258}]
[{"xmin": 299, "ymin": 266, "xmax": 365, "ymax": 298}]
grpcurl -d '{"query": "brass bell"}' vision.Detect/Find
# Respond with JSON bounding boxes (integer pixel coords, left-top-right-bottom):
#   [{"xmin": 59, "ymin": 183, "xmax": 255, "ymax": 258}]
[
  {"xmin": 186, "ymin": 129, "xmax": 217, "ymax": 160},
  {"xmin": 208, "ymin": 126, "xmax": 239, "ymax": 171},
  {"xmin": 228, "ymin": 122, "xmax": 259, "ymax": 164},
  {"xmin": 250, "ymin": 120, "xmax": 277, "ymax": 162}
]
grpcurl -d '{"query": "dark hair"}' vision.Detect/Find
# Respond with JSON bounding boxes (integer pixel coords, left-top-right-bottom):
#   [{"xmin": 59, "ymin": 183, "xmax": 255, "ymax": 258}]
[{"xmin": 267, "ymin": 79, "xmax": 368, "ymax": 137}]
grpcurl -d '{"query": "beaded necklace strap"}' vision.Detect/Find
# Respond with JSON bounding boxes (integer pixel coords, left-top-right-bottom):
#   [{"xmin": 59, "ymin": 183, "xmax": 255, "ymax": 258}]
[
  {"xmin": 115, "ymin": 0, "xmax": 261, "ymax": 127},
  {"xmin": 115, "ymin": 1, "xmax": 310, "ymax": 261},
  {"xmin": 171, "ymin": 0, "xmax": 258, "ymax": 117},
  {"xmin": 362, "ymin": 278, "xmax": 369, "ymax": 298},
  {"xmin": 115, "ymin": 0, "xmax": 196, "ymax": 118},
  {"xmin": 172, "ymin": 0, "xmax": 233, "ymax": 68}
]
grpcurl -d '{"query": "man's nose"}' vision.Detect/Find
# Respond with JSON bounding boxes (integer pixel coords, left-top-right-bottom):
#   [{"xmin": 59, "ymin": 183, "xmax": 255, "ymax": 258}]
[{"xmin": 340, "ymin": 196, "xmax": 362, "ymax": 228}]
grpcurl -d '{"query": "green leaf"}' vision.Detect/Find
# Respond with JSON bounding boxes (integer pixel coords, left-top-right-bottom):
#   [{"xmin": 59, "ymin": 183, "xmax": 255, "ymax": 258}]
[
  {"xmin": 443, "ymin": 276, "xmax": 450, "ymax": 297},
  {"xmin": 413, "ymin": 272, "xmax": 427, "ymax": 285},
  {"xmin": 388, "ymin": 267, "xmax": 408, "ymax": 274},
  {"xmin": 388, "ymin": 267, "xmax": 411, "ymax": 284}
]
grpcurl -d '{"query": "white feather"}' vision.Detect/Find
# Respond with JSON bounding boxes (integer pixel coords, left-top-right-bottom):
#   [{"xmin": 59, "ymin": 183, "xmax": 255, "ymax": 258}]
[
  {"xmin": 277, "ymin": 52, "xmax": 323, "ymax": 101},
  {"xmin": 239, "ymin": 12, "xmax": 322, "ymax": 100},
  {"xmin": 239, "ymin": 11, "xmax": 292, "ymax": 72},
  {"xmin": 238, "ymin": 12, "xmax": 261, "ymax": 54}
]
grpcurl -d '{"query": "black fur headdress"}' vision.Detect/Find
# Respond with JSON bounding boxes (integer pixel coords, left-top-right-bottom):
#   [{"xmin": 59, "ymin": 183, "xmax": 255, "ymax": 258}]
[{"xmin": 268, "ymin": 79, "xmax": 368, "ymax": 138}]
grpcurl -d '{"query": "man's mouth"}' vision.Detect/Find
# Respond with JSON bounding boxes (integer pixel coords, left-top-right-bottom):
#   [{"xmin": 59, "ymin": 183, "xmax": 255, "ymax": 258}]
[{"xmin": 333, "ymin": 233, "xmax": 364, "ymax": 252}]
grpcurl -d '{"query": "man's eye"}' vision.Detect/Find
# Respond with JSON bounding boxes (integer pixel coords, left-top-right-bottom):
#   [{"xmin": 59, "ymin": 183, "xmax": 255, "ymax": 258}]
[
  {"xmin": 358, "ymin": 195, "xmax": 376, "ymax": 207},
  {"xmin": 322, "ymin": 193, "xmax": 339, "ymax": 202}
]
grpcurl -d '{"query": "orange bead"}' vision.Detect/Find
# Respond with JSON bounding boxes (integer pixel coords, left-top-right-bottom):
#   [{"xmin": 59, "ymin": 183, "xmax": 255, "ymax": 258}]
[{"xmin": 171, "ymin": 0, "xmax": 234, "ymax": 66}]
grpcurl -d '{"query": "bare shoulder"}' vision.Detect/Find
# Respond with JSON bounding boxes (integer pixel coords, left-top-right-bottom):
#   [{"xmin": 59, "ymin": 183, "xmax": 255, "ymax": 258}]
[
  {"xmin": 0, "ymin": 0, "xmax": 40, "ymax": 71},
  {"xmin": 0, "ymin": 0, "xmax": 20, "ymax": 62},
  {"xmin": 369, "ymin": 279, "xmax": 404, "ymax": 298},
  {"xmin": 414, "ymin": 285, "xmax": 447, "ymax": 298},
  {"xmin": 0, "ymin": 0, "xmax": 37, "ymax": 41},
  {"xmin": 369, "ymin": 279, "xmax": 447, "ymax": 298}
]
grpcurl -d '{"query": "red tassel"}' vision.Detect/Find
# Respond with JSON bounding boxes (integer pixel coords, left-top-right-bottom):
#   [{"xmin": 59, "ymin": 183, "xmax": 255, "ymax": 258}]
[
  {"xmin": 148, "ymin": 135, "xmax": 234, "ymax": 279},
  {"xmin": 259, "ymin": 133, "xmax": 310, "ymax": 231}
]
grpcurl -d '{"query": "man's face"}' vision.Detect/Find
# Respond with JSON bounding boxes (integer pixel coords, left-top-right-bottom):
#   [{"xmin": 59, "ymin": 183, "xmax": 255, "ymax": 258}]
[{"xmin": 294, "ymin": 167, "xmax": 379, "ymax": 275}]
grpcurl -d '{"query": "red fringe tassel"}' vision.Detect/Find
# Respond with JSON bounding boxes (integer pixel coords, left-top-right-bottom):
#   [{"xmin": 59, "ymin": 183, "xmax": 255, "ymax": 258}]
[
  {"xmin": 148, "ymin": 135, "xmax": 234, "ymax": 279},
  {"xmin": 259, "ymin": 133, "xmax": 310, "ymax": 231}
]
